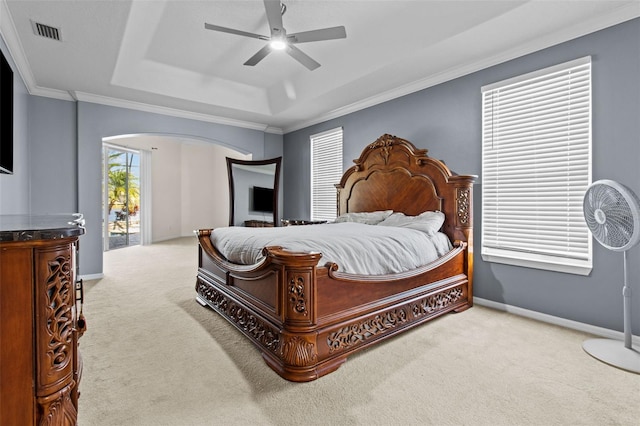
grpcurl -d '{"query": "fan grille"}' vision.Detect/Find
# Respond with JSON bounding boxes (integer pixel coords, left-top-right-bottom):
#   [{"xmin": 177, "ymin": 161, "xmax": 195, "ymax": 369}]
[{"xmin": 583, "ymin": 181, "xmax": 640, "ymax": 251}]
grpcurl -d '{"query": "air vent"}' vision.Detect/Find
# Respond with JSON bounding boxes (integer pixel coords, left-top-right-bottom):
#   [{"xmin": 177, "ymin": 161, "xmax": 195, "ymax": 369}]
[{"xmin": 31, "ymin": 21, "xmax": 62, "ymax": 41}]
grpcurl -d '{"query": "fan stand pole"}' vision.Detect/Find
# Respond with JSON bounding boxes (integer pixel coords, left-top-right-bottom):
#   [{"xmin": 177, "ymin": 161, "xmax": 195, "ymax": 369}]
[
  {"xmin": 623, "ymin": 250, "xmax": 632, "ymax": 349},
  {"xmin": 582, "ymin": 250, "xmax": 640, "ymax": 374}
]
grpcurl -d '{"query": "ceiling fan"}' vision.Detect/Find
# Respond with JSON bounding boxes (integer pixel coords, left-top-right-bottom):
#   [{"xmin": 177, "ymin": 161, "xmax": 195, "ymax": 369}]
[{"xmin": 204, "ymin": 0, "xmax": 346, "ymax": 71}]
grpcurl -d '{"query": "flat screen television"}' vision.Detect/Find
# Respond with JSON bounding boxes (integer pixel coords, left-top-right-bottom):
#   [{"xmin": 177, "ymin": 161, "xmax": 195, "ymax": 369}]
[
  {"xmin": 252, "ymin": 186, "xmax": 274, "ymax": 212},
  {"xmin": 0, "ymin": 48, "xmax": 13, "ymax": 174}
]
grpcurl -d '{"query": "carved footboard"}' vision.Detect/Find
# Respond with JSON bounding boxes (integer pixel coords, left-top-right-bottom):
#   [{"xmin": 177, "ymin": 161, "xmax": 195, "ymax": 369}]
[{"xmin": 196, "ymin": 230, "xmax": 471, "ymax": 382}]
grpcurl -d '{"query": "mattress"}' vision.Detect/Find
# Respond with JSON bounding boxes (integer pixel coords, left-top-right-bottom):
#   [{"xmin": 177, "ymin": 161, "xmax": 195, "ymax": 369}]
[{"xmin": 210, "ymin": 222, "xmax": 452, "ymax": 275}]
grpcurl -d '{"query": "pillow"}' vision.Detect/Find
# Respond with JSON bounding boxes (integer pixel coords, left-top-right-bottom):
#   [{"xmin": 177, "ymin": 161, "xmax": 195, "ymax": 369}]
[
  {"xmin": 333, "ymin": 210, "xmax": 393, "ymax": 225},
  {"xmin": 377, "ymin": 211, "xmax": 445, "ymax": 236}
]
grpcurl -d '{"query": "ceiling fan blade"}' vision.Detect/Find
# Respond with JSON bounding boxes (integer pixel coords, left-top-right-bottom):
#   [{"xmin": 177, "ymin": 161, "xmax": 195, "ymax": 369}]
[
  {"xmin": 204, "ymin": 23, "xmax": 268, "ymax": 41},
  {"xmin": 263, "ymin": 0, "xmax": 284, "ymax": 37},
  {"xmin": 288, "ymin": 26, "xmax": 347, "ymax": 44},
  {"xmin": 244, "ymin": 45, "xmax": 272, "ymax": 66},
  {"xmin": 286, "ymin": 45, "xmax": 321, "ymax": 71}
]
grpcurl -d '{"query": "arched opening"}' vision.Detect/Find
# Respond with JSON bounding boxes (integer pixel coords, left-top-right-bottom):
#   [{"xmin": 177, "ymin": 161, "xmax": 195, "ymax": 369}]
[{"xmin": 101, "ymin": 133, "xmax": 250, "ymax": 252}]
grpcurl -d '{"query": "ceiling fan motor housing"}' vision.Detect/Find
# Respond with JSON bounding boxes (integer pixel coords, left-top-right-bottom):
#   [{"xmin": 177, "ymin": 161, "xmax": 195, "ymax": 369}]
[{"xmin": 204, "ymin": 0, "xmax": 346, "ymax": 71}]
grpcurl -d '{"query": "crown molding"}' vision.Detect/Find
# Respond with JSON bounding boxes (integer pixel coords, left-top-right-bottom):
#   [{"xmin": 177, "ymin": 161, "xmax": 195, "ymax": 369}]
[
  {"xmin": 2, "ymin": 0, "xmax": 638, "ymax": 136},
  {"xmin": 72, "ymin": 91, "xmax": 281, "ymax": 133},
  {"xmin": 2, "ymin": 1, "xmax": 73, "ymax": 101},
  {"xmin": 1, "ymin": 1, "xmax": 35, "ymax": 90},
  {"xmin": 283, "ymin": 3, "xmax": 640, "ymax": 134}
]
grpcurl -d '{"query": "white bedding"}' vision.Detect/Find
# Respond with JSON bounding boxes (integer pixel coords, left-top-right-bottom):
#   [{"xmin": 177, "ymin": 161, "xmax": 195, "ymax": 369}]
[{"xmin": 210, "ymin": 222, "xmax": 452, "ymax": 275}]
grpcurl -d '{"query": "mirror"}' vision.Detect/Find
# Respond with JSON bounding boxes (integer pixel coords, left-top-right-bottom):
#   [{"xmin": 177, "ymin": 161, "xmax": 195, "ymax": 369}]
[{"xmin": 227, "ymin": 157, "xmax": 282, "ymax": 227}]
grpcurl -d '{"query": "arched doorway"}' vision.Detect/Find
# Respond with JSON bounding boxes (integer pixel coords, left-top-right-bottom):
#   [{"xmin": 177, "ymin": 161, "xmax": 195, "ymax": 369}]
[{"xmin": 101, "ymin": 134, "xmax": 250, "ymax": 252}]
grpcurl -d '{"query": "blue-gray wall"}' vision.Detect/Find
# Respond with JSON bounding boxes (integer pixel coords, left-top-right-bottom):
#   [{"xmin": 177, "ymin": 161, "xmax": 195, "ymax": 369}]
[
  {"xmin": 283, "ymin": 18, "xmax": 640, "ymax": 333},
  {"xmin": 28, "ymin": 96, "xmax": 77, "ymax": 214}
]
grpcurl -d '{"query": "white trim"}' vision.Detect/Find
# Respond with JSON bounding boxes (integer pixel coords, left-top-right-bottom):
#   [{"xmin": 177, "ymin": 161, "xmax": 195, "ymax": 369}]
[
  {"xmin": 481, "ymin": 56, "xmax": 591, "ymax": 92},
  {"xmin": 481, "ymin": 57, "xmax": 592, "ymax": 275},
  {"xmin": 0, "ymin": 1, "xmax": 75, "ymax": 101},
  {"xmin": 474, "ymin": 297, "xmax": 640, "ymax": 345},
  {"xmin": 310, "ymin": 127, "xmax": 343, "ymax": 221},
  {"xmin": 103, "ymin": 133, "xmax": 254, "ymax": 156},
  {"xmin": 102, "ymin": 145, "xmax": 110, "ymax": 251},
  {"xmin": 481, "ymin": 250, "xmax": 592, "ymax": 276},
  {"xmin": 140, "ymin": 149, "xmax": 152, "ymax": 245},
  {"xmin": 78, "ymin": 273, "xmax": 104, "ymax": 281},
  {"xmin": 73, "ymin": 92, "xmax": 277, "ymax": 133},
  {"xmin": 103, "ymin": 142, "xmax": 140, "ymax": 154},
  {"xmin": 309, "ymin": 127, "xmax": 344, "ymax": 140},
  {"xmin": 153, "ymin": 235, "xmax": 184, "ymax": 243}
]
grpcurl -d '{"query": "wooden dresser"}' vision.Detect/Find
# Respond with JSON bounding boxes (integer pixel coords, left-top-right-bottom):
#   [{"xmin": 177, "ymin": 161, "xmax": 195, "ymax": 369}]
[{"xmin": 0, "ymin": 214, "xmax": 85, "ymax": 425}]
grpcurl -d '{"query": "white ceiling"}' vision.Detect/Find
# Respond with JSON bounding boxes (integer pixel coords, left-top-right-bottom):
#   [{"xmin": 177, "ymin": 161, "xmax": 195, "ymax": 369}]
[{"xmin": 1, "ymin": 1, "xmax": 639, "ymax": 133}]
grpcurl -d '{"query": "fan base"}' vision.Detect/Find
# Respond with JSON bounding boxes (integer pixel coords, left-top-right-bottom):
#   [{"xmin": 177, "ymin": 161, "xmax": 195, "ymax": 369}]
[{"xmin": 582, "ymin": 338, "xmax": 640, "ymax": 374}]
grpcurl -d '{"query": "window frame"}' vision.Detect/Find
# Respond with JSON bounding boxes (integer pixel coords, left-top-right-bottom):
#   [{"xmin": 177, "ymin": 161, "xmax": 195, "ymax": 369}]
[
  {"xmin": 310, "ymin": 127, "xmax": 343, "ymax": 221},
  {"xmin": 481, "ymin": 57, "xmax": 592, "ymax": 275}
]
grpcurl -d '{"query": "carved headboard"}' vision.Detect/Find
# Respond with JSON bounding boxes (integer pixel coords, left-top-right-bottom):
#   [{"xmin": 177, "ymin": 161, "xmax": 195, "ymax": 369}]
[{"xmin": 336, "ymin": 134, "xmax": 476, "ymax": 243}]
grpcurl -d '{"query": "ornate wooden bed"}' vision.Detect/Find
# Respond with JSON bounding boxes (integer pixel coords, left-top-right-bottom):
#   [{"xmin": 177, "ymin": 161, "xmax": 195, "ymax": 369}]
[{"xmin": 195, "ymin": 134, "xmax": 476, "ymax": 382}]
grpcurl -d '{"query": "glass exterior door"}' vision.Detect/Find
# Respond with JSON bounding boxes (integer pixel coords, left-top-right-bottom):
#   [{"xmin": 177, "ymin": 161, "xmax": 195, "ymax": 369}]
[{"xmin": 103, "ymin": 145, "xmax": 141, "ymax": 250}]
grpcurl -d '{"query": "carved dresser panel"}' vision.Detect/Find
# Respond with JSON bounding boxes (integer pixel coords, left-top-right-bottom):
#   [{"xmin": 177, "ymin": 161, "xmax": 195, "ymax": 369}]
[{"xmin": 0, "ymin": 214, "xmax": 85, "ymax": 425}]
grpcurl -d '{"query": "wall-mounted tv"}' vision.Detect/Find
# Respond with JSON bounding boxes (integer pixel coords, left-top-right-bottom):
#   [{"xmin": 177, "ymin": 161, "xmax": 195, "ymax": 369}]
[
  {"xmin": 252, "ymin": 186, "xmax": 274, "ymax": 212},
  {"xmin": 0, "ymin": 48, "xmax": 13, "ymax": 174}
]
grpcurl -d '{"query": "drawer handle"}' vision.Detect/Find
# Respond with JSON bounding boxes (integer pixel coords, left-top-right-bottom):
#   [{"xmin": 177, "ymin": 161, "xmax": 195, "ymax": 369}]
[
  {"xmin": 75, "ymin": 278, "xmax": 84, "ymax": 305},
  {"xmin": 75, "ymin": 279, "xmax": 87, "ymax": 336}
]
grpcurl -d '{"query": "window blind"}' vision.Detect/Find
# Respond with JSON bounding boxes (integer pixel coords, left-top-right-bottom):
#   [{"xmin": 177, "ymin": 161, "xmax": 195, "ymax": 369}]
[
  {"xmin": 311, "ymin": 127, "xmax": 343, "ymax": 221},
  {"xmin": 481, "ymin": 57, "xmax": 592, "ymax": 275}
]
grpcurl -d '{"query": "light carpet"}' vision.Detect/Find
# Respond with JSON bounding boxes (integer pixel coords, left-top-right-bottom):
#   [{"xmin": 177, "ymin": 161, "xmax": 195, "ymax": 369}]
[{"xmin": 78, "ymin": 237, "xmax": 640, "ymax": 426}]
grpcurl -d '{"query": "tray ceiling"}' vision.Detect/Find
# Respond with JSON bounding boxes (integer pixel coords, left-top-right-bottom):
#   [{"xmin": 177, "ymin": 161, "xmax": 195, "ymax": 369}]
[{"xmin": 1, "ymin": 0, "xmax": 638, "ymax": 133}]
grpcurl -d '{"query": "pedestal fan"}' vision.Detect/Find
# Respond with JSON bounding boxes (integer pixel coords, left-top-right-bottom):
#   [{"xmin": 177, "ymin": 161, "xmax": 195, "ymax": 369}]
[{"xmin": 582, "ymin": 179, "xmax": 640, "ymax": 373}]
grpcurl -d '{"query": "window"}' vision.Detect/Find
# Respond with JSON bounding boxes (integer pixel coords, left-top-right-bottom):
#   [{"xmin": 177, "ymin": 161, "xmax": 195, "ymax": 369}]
[
  {"xmin": 311, "ymin": 127, "xmax": 343, "ymax": 221},
  {"xmin": 481, "ymin": 57, "xmax": 592, "ymax": 275}
]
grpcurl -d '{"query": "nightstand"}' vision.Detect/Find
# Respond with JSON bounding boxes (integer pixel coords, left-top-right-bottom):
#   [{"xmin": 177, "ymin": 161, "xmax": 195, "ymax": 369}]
[
  {"xmin": 281, "ymin": 219, "xmax": 328, "ymax": 226},
  {"xmin": 244, "ymin": 220, "xmax": 274, "ymax": 227}
]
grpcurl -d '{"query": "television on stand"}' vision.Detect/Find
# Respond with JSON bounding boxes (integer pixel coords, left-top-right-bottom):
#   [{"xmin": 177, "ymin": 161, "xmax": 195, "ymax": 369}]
[{"xmin": 252, "ymin": 186, "xmax": 274, "ymax": 213}]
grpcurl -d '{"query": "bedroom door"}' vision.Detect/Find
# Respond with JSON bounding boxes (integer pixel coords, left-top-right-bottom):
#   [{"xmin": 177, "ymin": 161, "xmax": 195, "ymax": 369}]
[{"xmin": 103, "ymin": 144, "xmax": 141, "ymax": 250}]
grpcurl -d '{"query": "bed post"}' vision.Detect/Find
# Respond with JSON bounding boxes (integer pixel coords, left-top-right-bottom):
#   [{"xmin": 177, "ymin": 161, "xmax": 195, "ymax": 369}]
[
  {"xmin": 449, "ymin": 175, "xmax": 475, "ymax": 308},
  {"xmin": 264, "ymin": 248, "xmax": 338, "ymax": 382}
]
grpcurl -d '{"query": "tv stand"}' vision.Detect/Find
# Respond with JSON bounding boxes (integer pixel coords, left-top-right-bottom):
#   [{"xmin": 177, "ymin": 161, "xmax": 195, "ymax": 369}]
[{"xmin": 244, "ymin": 220, "xmax": 274, "ymax": 227}]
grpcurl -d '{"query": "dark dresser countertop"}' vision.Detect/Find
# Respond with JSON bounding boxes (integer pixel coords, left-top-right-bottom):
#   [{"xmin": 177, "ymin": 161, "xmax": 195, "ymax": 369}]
[{"xmin": 0, "ymin": 213, "xmax": 85, "ymax": 242}]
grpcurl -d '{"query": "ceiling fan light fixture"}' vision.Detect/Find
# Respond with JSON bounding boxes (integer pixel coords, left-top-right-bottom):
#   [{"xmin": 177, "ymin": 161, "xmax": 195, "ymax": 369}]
[
  {"xmin": 270, "ymin": 38, "xmax": 287, "ymax": 50},
  {"xmin": 204, "ymin": 0, "xmax": 346, "ymax": 70}
]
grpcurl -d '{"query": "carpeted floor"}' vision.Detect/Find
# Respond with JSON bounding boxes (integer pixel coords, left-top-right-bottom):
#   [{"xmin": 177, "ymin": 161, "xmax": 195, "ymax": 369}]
[{"xmin": 78, "ymin": 237, "xmax": 639, "ymax": 426}]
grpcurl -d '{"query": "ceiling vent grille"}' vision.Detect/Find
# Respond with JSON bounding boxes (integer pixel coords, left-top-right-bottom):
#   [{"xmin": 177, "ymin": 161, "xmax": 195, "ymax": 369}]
[{"xmin": 31, "ymin": 21, "xmax": 62, "ymax": 41}]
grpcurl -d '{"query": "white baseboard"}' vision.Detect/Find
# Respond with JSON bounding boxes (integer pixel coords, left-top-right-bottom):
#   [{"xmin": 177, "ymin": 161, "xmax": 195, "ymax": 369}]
[
  {"xmin": 473, "ymin": 297, "xmax": 640, "ymax": 345},
  {"xmin": 78, "ymin": 273, "xmax": 104, "ymax": 281},
  {"xmin": 152, "ymin": 236, "xmax": 180, "ymax": 243}
]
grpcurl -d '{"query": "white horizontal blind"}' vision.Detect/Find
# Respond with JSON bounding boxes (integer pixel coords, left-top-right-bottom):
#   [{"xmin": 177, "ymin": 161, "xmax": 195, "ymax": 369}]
[
  {"xmin": 311, "ymin": 127, "xmax": 343, "ymax": 221},
  {"xmin": 481, "ymin": 57, "xmax": 592, "ymax": 274}
]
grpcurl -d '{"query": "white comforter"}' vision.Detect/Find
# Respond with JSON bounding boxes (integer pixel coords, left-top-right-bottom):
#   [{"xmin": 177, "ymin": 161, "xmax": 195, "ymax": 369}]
[{"xmin": 210, "ymin": 222, "xmax": 452, "ymax": 275}]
